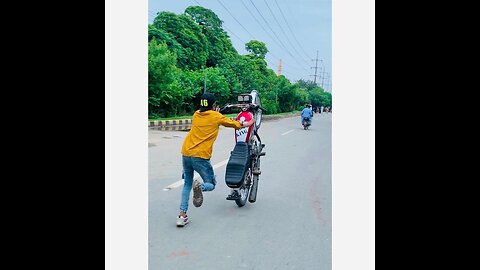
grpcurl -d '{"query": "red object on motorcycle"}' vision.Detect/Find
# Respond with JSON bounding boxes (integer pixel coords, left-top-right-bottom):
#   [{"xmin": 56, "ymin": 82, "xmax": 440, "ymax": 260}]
[{"xmin": 235, "ymin": 111, "xmax": 254, "ymax": 143}]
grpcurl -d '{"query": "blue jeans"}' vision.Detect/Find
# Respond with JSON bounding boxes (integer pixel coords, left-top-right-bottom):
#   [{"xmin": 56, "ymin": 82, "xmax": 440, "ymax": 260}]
[{"xmin": 180, "ymin": 156, "xmax": 217, "ymax": 212}]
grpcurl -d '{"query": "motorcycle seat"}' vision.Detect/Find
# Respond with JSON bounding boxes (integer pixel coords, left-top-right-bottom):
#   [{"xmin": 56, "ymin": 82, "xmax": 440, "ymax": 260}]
[{"xmin": 225, "ymin": 142, "xmax": 250, "ymax": 188}]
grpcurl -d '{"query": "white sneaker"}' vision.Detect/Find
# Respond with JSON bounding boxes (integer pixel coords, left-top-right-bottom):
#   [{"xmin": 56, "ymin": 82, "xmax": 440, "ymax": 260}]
[{"xmin": 176, "ymin": 215, "xmax": 189, "ymax": 227}]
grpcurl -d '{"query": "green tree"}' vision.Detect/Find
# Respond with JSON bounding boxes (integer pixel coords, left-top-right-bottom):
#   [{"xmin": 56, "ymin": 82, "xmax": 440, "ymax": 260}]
[
  {"xmin": 153, "ymin": 12, "xmax": 208, "ymax": 70},
  {"xmin": 319, "ymin": 91, "xmax": 332, "ymax": 107},
  {"xmin": 296, "ymin": 79, "xmax": 318, "ymax": 93},
  {"xmin": 185, "ymin": 6, "xmax": 238, "ymax": 67},
  {"xmin": 293, "ymin": 87, "xmax": 309, "ymax": 110},
  {"xmin": 148, "ymin": 39, "xmax": 183, "ymax": 117},
  {"xmin": 174, "ymin": 70, "xmax": 202, "ymax": 114},
  {"xmin": 201, "ymin": 68, "xmax": 230, "ymax": 105},
  {"xmin": 147, "ymin": 8, "xmax": 329, "ymax": 118},
  {"xmin": 219, "ymin": 55, "xmax": 261, "ymax": 96},
  {"xmin": 307, "ymin": 88, "xmax": 323, "ymax": 108},
  {"xmin": 275, "ymin": 75, "xmax": 297, "ymax": 112},
  {"xmin": 245, "ymin": 40, "xmax": 268, "ymax": 59},
  {"xmin": 148, "ymin": 24, "xmax": 184, "ymax": 60},
  {"xmin": 218, "ymin": 60, "xmax": 243, "ymax": 100},
  {"xmin": 293, "ymin": 79, "xmax": 333, "ymax": 108}
]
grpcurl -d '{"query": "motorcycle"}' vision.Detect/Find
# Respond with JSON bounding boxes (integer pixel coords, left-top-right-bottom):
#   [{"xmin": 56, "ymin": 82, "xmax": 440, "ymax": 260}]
[
  {"xmin": 219, "ymin": 90, "xmax": 266, "ymax": 207},
  {"xmin": 302, "ymin": 117, "xmax": 311, "ymax": 130}
]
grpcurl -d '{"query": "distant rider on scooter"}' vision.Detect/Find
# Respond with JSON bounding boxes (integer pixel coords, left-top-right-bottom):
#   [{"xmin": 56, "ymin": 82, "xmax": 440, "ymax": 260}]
[{"xmin": 301, "ymin": 104, "xmax": 313, "ymax": 127}]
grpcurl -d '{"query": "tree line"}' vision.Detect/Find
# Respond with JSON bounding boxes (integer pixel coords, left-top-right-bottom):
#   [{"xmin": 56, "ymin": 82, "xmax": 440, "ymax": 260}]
[{"xmin": 148, "ymin": 6, "xmax": 332, "ymax": 118}]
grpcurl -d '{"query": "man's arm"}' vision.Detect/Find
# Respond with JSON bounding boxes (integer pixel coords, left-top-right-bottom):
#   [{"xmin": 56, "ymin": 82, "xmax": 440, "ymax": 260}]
[
  {"xmin": 218, "ymin": 113, "xmax": 243, "ymax": 129},
  {"xmin": 243, "ymin": 117, "xmax": 255, "ymax": 127}
]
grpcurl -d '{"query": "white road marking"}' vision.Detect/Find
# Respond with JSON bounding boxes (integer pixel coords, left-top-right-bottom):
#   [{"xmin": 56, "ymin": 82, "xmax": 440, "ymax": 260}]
[
  {"xmin": 281, "ymin": 129, "xmax": 295, "ymax": 136},
  {"xmin": 163, "ymin": 158, "xmax": 230, "ymax": 191}
]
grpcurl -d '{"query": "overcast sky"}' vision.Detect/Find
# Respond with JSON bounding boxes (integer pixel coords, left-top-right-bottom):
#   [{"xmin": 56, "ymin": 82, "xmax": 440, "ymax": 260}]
[{"xmin": 148, "ymin": 0, "xmax": 332, "ymax": 91}]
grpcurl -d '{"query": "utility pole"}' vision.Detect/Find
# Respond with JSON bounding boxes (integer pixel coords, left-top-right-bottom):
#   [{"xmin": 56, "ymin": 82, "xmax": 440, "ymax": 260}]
[
  {"xmin": 311, "ymin": 51, "xmax": 322, "ymax": 85},
  {"xmin": 278, "ymin": 59, "xmax": 282, "ymax": 76}
]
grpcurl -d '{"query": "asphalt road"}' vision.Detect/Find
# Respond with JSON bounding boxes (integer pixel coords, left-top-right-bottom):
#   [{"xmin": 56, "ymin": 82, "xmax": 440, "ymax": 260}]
[{"xmin": 148, "ymin": 113, "xmax": 332, "ymax": 270}]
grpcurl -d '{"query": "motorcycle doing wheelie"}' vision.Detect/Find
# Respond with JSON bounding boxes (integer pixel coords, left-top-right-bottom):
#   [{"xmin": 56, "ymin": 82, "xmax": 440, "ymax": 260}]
[{"xmin": 219, "ymin": 90, "xmax": 266, "ymax": 207}]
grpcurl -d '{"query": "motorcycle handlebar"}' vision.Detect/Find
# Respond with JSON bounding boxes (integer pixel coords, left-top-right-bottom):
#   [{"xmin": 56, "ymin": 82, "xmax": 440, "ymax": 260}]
[{"xmin": 220, "ymin": 103, "xmax": 267, "ymax": 113}]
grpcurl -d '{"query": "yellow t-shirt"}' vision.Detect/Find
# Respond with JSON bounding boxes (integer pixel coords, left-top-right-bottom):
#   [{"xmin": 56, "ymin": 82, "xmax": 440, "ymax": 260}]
[{"xmin": 181, "ymin": 110, "xmax": 243, "ymax": 159}]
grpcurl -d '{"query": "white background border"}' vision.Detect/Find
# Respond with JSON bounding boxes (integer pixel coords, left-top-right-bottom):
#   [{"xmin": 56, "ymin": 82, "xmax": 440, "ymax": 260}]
[
  {"xmin": 106, "ymin": 0, "xmax": 375, "ymax": 269},
  {"xmin": 106, "ymin": 0, "xmax": 148, "ymax": 269}
]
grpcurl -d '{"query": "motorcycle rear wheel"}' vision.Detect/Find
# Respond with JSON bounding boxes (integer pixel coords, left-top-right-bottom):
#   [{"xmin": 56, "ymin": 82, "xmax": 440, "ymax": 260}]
[{"xmin": 235, "ymin": 168, "xmax": 252, "ymax": 207}]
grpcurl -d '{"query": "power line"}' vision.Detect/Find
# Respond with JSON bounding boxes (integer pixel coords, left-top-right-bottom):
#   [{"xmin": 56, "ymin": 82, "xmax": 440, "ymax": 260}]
[
  {"xmin": 248, "ymin": 0, "xmax": 309, "ymax": 73},
  {"xmin": 282, "ymin": 0, "xmax": 319, "ymax": 62},
  {"xmin": 247, "ymin": 1, "xmax": 288, "ymax": 55},
  {"xmin": 191, "ymin": 0, "xmax": 202, "ymax": 6},
  {"xmin": 192, "ymin": 0, "xmax": 309, "ymax": 78},
  {"xmin": 323, "ymin": 73, "xmax": 331, "ymax": 92},
  {"xmin": 216, "ymin": 0, "xmax": 257, "ymax": 41},
  {"xmin": 321, "ymin": 69, "xmax": 327, "ymax": 88},
  {"xmin": 273, "ymin": 0, "xmax": 313, "ymax": 62},
  {"xmin": 239, "ymin": 0, "xmax": 309, "ymax": 75},
  {"xmin": 263, "ymin": 0, "xmax": 310, "ymax": 67},
  {"xmin": 189, "ymin": 1, "xmax": 251, "ymax": 50},
  {"xmin": 222, "ymin": 23, "xmax": 246, "ymax": 45},
  {"xmin": 310, "ymin": 51, "xmax": 321, "ymax": 84},
  {"xmin": 192, "ymin": 0, "xmax": 278, "ymax": 65},
  {"xmin": 281, "ymin": 60, "xmax": 311, "ymax": 73},
  {"xmin": 264, "ymin": 55, "xmax": 308, "ymax": 73},
  {"xmin": 239, "ymin": 0, "xmax": 282, "ymax": 54},
  {"xmin": 203, "ymin": 0, "xmax": 303, "ymax": 75},
  {"xmin": 259, "ymin": 54, "xmax": 303, "ymax": 80},
  {"xmin": 191, "ymin": 3, "xmax": 300, "ymax": 80},
  {"xmin": 239, "ymin": 0, "xmax": 288, "ymax": 55},
  {"xmin": 189, "ymin": 0, "xmax": 307, "ymax": 82}
]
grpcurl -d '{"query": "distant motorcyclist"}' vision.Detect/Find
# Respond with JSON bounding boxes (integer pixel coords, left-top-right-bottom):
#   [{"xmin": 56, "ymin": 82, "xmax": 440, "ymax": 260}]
[{"xmin": 301, "ymin": 104, "xmax": 313, "ymax": 126}]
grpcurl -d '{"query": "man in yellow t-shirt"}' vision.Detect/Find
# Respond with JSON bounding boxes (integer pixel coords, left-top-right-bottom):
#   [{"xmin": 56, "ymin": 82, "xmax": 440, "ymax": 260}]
[{"xmin": 177, "ymin": 93, "xmax": 254, "ymax": 227}]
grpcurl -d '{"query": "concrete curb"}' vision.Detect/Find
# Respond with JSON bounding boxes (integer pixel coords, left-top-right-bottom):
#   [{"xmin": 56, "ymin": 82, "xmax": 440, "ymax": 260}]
[{"xmin": 148, "ymin": 119, "xmax": 192, "ymax": 128}]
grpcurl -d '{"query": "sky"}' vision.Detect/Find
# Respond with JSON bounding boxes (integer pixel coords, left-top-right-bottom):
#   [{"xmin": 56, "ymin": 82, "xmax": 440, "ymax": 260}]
[{"xmin": 148, "ymin": 0, "xmax": 332, "ymax": 92}]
